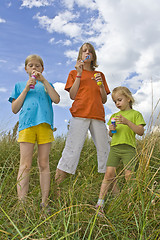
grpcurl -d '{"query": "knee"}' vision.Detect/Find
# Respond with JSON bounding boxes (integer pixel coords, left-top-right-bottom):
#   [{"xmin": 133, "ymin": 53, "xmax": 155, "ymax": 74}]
[
  {"xmin": 104, "ymin": 171, "xmax": 116, "ymax": 181},
  {"xmin": 19, "ymin": 162, "xmax": 31, "ymax": 172},
  {"xmin": 38, "ymin": 159, "xmax": 49, "ymax": 171}
]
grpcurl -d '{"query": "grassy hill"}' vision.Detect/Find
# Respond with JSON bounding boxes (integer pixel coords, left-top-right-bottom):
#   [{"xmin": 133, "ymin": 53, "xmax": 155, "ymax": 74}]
[{"xmin": 0, "ymin": 126, "xmax": 159, "ymax": 239}]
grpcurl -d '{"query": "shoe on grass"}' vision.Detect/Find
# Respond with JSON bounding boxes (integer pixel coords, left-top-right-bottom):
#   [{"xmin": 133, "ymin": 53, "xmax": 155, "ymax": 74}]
[
  {"xmin": 95, "ymin": 204, "xmax": 105, "ymax": 217},
  {"xmin": 40, "ymin": 203, "xmax": 51, "ymax": 215}
]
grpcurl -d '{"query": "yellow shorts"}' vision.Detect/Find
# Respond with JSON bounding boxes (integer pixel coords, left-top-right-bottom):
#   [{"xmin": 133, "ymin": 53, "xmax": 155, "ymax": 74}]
[{"xmin": 18, "ymin": 123, "xmax": 54, "ymax": 144}]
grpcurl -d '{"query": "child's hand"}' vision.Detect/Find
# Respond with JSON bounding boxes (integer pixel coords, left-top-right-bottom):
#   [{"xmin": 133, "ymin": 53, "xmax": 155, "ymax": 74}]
[
  {"xmin": 92, "ymin": 73, "xmax": 103, "ymax": 86},
  {"xmin": 109, "ymin": 123, "xmax": 116, "ymax": 131},
  {"xmin": 26, "ymin": 77, "xmax": 36, "ymax": 90},
  {"xmin": 32, "ymin": 71, "xmax": 45, "ymax": 83},
  {"xmin": 75, "ymin": 60, "xmax": 84, "ymax": 74},
  {"xmin": 115, "ymin": 114, "xmax": 128, "ymax": 125}
]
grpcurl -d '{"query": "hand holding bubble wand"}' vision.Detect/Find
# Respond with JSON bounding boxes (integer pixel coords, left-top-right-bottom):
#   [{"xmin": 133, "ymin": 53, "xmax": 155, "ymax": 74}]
[{"xmin": 76, "ymin": 55, "xmax": 90, "ymax": 74}]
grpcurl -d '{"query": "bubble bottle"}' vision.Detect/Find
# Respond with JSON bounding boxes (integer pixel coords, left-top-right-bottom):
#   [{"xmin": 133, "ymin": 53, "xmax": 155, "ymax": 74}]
[
  {"xmin": 111, "ymin": 118, "xmax": 117, "ymax": 133},
  {"xmin": 30, "ymin": 74, "xmax": 36, "ymax": 89}
]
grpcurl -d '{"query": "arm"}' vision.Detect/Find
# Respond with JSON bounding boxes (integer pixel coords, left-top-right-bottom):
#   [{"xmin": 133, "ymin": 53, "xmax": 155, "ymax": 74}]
[
  {"xmin": 69, "ymin": 75, "xmax": 81, "ymax": 100},
  {"xmin": 115, "ymin": 114, "xmax": 144, "ymax": 136},
  {"xmin": 69, "ymin": 60, "xmax": 84, "ymax": 100},
  {"xmin": 99, "ymin": 84, "xmax": 107, "ymax": 104},
  {"xmin": 94, "ymin": 73, "xmax": 107, "ymax": 104},
  {"xmin": 43, "ymin": 79, "xmax": 60, "ymax": 104},
  {"xmin": 12, "ymin": 82, "xmax": 31, "ymax": 114},
  {"xmin": 33, "ymin": 71, "xmax": 60, "ymax": 104}
]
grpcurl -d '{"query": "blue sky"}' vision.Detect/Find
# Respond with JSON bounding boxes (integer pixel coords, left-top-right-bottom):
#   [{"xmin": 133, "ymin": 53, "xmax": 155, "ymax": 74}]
[{"xmin": 0, "ymin": 0, "xmax": 160, "ymax": 137}]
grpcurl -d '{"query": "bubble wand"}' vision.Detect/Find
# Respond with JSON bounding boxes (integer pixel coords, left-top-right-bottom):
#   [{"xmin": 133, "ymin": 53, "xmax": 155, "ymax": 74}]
[{"xmin": 82, "ymin": 55, "xmax": 90, "ymax": 62}]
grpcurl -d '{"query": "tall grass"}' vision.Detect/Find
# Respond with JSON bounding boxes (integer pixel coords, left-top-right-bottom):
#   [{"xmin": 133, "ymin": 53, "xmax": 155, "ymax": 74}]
[{"xmin": 0, "ymin": 122, "xmax": 160, "ymax": 239}]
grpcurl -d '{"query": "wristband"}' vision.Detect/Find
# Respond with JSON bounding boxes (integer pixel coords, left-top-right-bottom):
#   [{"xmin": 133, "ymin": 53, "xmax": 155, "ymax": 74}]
[{"xmin": 76, "ymin": 75, "xmax": 81, "ymax": 78}]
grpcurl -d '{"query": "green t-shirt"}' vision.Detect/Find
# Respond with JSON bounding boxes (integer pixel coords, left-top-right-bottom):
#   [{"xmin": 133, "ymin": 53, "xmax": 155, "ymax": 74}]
[{"xmin": 108, "ymin": 109, "xmax": 146, "ymax": 148}]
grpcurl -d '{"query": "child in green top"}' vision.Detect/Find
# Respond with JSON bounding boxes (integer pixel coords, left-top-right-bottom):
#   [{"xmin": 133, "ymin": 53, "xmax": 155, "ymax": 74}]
[{"xmin": 96, "ymin": 86, "xmax": 146, "ymax": 211}]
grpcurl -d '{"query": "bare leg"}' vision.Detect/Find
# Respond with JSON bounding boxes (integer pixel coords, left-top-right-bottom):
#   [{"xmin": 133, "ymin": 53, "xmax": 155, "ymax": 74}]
[
  {"xmin": 111, "ymin": 178, "xmax": 120, "ymax": 196},
  {"xmin": 125, "ymin": 169, "xmax": 132, "ymax": 182},
  {"xmin": 55, "ymin": 168, "xmax": 67, "ymax": 185},
  {"xmin": 38, "ymin": 143, "xmax": 51, "ymax": 205},
  {"xmin": 17, "ymin": 143, "xmax": 34, "ymax": 201},
  {"xmin": 125, "ymin": 169, "xmax": 133, "ymax": 194},
  {"xmin": 99, "ymin": 166, "xmax": 117, "ymax": 199},
  {"xmin": 55, "ymin": 168, "xmax": 67, "ymax": 197}
]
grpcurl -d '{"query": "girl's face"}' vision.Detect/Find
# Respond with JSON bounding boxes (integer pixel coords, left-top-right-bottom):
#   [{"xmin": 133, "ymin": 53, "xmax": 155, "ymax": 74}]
[
  {"xmin": 112, "ymin": 91, "xmax": 131, "ymax": 111},
  {"xmin": 81, "ymin": 44, "xmax": 93, "ymax": 62},
  {"xmin": 25, "ymin": 58, "xmax": 44, "ymax": 76}
]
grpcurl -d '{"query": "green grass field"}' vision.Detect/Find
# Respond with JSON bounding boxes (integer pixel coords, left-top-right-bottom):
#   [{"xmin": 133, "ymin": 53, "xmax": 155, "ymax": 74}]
[{"xmin": 0, "ymin": 124, "xmax": 160, "ymax": 239}]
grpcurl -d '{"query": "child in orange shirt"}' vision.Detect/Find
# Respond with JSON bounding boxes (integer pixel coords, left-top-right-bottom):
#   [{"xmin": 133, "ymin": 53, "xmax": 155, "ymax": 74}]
[{"xmin": 55, "ymin": 43, "xmax": 110, "ymax": 190}]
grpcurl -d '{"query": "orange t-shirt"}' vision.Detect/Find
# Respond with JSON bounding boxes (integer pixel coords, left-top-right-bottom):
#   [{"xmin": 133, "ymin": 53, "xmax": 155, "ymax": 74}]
[{"xmin": 65, "ymin": 69, "xmax": 110, "ymax": 122}]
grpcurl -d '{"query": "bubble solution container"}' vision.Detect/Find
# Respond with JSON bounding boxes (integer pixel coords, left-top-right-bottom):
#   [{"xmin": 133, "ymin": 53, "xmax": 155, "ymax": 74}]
[
  {"xmin": 30, "ymin": 74, "xmax": 36, "ymax": 89},
  {"xmin": 94, "ymin": 73, "xmax": 102, "ymax": 86},
  {"xmin": 111, "ymin": 118, "xmax": 117, "ymax": 133}
]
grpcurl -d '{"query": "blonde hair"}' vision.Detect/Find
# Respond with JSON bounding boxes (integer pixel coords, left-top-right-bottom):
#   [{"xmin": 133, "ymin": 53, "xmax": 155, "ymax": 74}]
[
  {"xmin": 77, "ymin": 43, "xmax": 98, "ymax": 71},
  {"xmin": 112, "ymin": 86, "xmax": 135, "ymax": 108},
  {"xmin": 25, "ymin": 54, "xmax": 44, "ymax": 67}
]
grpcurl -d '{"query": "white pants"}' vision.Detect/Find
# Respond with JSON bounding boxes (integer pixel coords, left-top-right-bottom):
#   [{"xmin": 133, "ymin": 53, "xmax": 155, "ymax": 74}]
[{"xmin": 57, "ymin": 117, "xmax": 110, "ymax": 174}]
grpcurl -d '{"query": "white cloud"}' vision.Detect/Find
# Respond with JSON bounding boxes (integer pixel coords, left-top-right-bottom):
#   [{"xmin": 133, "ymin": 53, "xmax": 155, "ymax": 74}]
[
  {"xmin": 64, "ymin": 49, "xmax": 78, "ymax": 63},
  {"xmin": 33, "ymin": 11, "xmax": 81, "ymax": 38},
  {"xmin": 18, "ymin": 0, "xmax": 160, "ymax": 131},
  {"xmin": 53, "ymin": 82, "xmax": 73, "ymax": 107},
  {"xmin": 42, "ymin": 0, "xmax": 160, "ymax": 129},
  {"xmin": 0, "ymin": 60, "xmax": 7, "ymax": 63},
  {"xmin": 105, "ymin": 80, "xmax": 160, "ymax": 128},
  {"xmin": 49, "ymin": 38, "xmax": 72, "ymax": 46},
  {"xmin": 62, "ymin": 0, "xmax": 96, "ymax": 10},
  {"xmin": 0, "ymin": 18, "xmax": 6, "ymax": 23},
  {"xmin": 7, "ymin": 2, "xmax": 12, "ymax": 7},
  {"xmin": 134, "ymin": 80, "xmax": 160, "ymax": 116},
  {"xmin": 20, "ymin": 0, "xmax": 54, "ymax": 8},
  {"xmin": 61, "ymin": 0, "xmax": 74, "ymax": 9},
  {"xmin": 57, "ymin": 39, "xmax": 72, "ymax": 46},
  {"xmin": 0, "ymin": 87, "xmax": 7, "ymax": 93},
  {"xmin": 49, "ymin": 37, "xmax": 55, "ymax": 44},
  {"xmin": 93, "ymin": 0, "xmax": 160, "ymax": 86},
  {"xmin": 13, "ymin": 63, "xmax": 24, "ymax": 73},
  {"xmin": 135, "ymin": 46, "xmax": 160, "ymax": 77}
]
